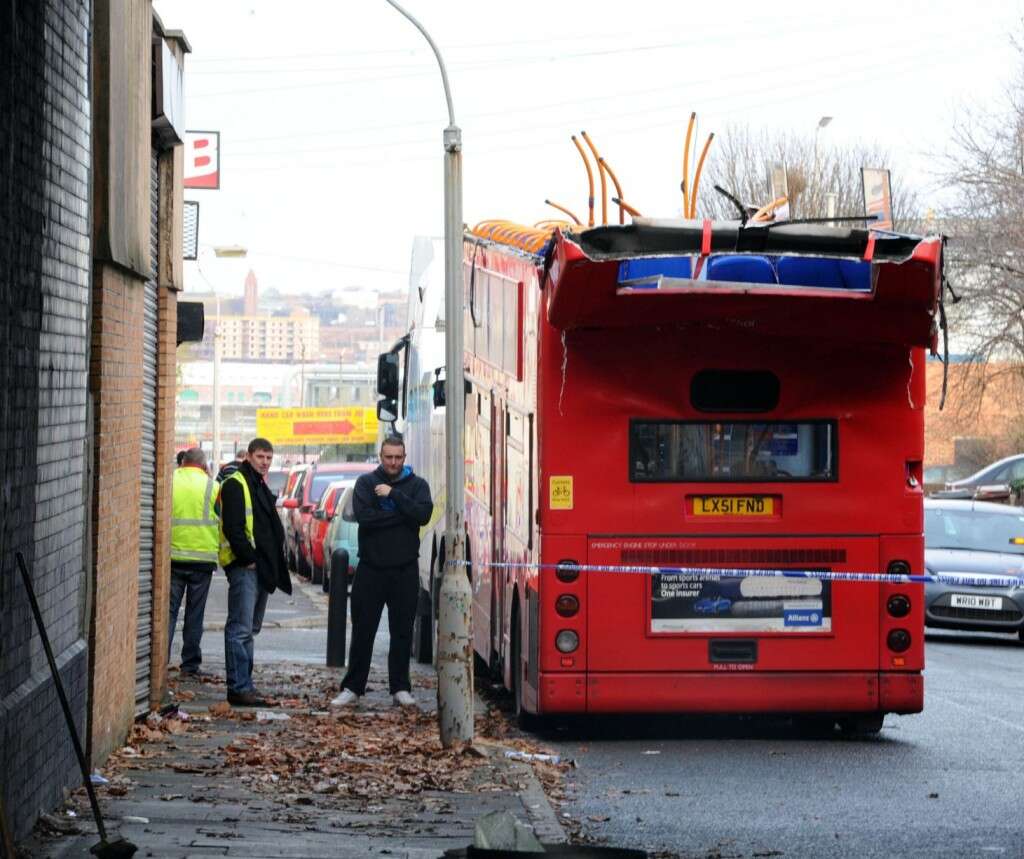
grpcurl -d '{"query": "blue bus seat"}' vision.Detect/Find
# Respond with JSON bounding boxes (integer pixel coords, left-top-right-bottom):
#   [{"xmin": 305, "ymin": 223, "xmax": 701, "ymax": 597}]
[
  {"xmin": 776, "ymin": 257, "xmax": 872, "ymax": 291},
  {"xmin": 618, "ymin": 256, "xmax": 692, "ymax": 289},
  {"xmin": 706, "ymin": 255, "xmax": 777, "ymax": 284}
]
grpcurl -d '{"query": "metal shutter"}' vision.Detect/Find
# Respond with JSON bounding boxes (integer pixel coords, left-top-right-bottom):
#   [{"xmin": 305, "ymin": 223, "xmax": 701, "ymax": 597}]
[{"xmin": 136, "ymin": 150, "xmax": 160, "ymax": 713}]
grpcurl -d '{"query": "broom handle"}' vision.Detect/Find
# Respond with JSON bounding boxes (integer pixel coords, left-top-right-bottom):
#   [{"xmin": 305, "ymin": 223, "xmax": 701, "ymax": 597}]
[{"xmin": 15, "ymin": 552, "xmax": 108, "ymax": 841}]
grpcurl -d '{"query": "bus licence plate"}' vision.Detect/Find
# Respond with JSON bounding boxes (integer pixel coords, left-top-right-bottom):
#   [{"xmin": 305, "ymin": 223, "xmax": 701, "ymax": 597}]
[
  {"xmin": 950, "ymin": 594, "xmax": 1002, "ymax": 611},
  {"xmin": 693, "ymin": 496, "xmax": 774, "ymax": 516}
]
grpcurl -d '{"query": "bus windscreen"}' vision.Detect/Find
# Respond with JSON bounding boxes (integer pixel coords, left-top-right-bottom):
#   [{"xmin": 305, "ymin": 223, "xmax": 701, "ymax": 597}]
[{"xmin": 630, "ymin": 420, "xmax": 836, "ymax": 482}]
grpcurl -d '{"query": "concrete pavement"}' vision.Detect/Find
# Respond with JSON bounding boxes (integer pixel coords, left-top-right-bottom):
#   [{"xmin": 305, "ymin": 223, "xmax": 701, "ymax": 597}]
[{"xmin": 17, "ymin": 573, "xmax": 568, "ymax": 858}]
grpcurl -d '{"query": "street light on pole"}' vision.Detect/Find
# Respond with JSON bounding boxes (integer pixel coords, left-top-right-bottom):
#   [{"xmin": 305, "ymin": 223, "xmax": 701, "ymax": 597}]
[
  {"xmin": 813, "ymin": 116, "xmax": 833, "ymax": 217},
  {"xmin": 204, "ymin": 245, "xmax": 247, "ymax": 469},
  {"xmin": 384, "ymin": 0, "xmax": 472, "ymax": 747}
]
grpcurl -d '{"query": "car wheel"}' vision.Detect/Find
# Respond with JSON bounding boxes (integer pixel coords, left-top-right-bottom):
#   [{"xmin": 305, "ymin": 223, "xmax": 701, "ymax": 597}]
[
  {"xmin": 311, "ymin": 559, "xmax": 323, "ymax": 586},
  {"xmin": 287, "ymin": 548, "xmax": 296, "ymax": 573},
  {"xmin": 297, "ymin": 548, "xmax": 311, "ymax": 577}
]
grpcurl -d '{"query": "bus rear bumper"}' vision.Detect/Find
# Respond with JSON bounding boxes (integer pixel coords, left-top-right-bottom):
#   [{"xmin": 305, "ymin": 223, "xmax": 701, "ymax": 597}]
[{"xmin": 538, "ymin": 671, "xmax": 923, "ymax": 715}]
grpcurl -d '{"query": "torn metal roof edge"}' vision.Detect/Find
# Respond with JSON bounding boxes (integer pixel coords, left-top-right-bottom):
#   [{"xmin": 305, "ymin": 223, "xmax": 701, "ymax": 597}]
[{"xmin": 565, "ymin": 218, "xmax": 937, "ymax": 264}]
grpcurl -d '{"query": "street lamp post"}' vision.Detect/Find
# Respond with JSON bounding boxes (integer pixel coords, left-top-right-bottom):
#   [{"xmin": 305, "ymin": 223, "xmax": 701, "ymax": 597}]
[
  {"xmin": 212, "ymin": 293, "xmax": 222, "ymax": 469},
  {"xmin": 813, "ymin": 116, "xmax": 833, "ymax": 215},
  {"xmin": 206, "ymin": 245, "xmax": 247, "ymax": 468},
  {"xmin": 385, "ymin": 0, "xmax": 472, "ymax": 747}
]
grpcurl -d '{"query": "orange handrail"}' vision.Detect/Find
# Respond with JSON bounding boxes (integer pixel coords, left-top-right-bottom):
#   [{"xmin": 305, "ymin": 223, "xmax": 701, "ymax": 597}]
[
  {"xmin": 580, "ymin": 131, "xmax": 607, "ymax": 225},
  {"xmin": 611, "ymin": 197, "xmax": 643, "ymax": 218},
  {"xmin": 543, "ymin": 199, "xmax": 582, "ymax": 225},
  {"xmin": 598, "ymin": 157, "xmax": 625, "ymax": 224},
  {"xmin": 571, "ymin": 135, "xmax": 596, "ymax": 227},
  {"xmin": 750, "ymin": 195, "xmax": 789, "ymax": 223},
  {"xmin": 681, "ymin": 111, "xmax": 696, "ymax": 216},
  {"xmin": 688, "ymin": 132, "xmax": 715, "ymax": 219}
]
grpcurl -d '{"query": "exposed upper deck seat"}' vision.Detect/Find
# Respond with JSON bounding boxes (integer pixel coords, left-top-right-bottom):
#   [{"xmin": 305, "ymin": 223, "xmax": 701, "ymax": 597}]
[
  {"xmin": 706, "ymin": 254, "xmax": 777, "ymax": 284},
  {"xmin": 776, "ymin": 257, "xmax": 871, "ymax": 291}
]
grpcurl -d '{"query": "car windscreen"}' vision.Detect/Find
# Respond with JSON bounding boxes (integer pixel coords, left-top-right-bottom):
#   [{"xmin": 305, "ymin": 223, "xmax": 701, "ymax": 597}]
[
  {"xmin": 310, "ymin": 474, "xmax": 357, "ymax": 504},
  {"xmin": 265, "ymin": 471, "xmax": 287, "ymax": 495},
  {"xmin": 630, "ymin": 420, "xmax": 836, "ymax": 482},
  {"xmin": 925, "ymin": 507, "xmax": 1024, "ymax": 554}
]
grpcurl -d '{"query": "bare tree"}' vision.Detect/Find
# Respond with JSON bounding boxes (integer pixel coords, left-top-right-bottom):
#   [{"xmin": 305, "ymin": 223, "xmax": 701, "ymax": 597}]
[
  {"xmin": 935, "ymin": 47, "xmax": 1024, "ymax": 423},
  {"xmin": 695, "ymin": 124, "xmax": 919, "ymax": 228}
]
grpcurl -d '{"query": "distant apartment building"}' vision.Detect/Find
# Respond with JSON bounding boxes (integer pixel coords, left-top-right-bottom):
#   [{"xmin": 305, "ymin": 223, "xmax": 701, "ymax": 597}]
[{"xmin": 217, "ymin": 309, "xmax": 320, "ymax": 361}]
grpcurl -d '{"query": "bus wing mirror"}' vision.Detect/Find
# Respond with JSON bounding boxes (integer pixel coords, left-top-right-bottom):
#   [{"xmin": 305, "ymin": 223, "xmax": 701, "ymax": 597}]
[
  {"xmin": 377, "ymin": 397, "xmax": 398, "ymax": 423},
  {"xmin": 377, "ymin": 351, "xmax": 400, "ymax": 400}
]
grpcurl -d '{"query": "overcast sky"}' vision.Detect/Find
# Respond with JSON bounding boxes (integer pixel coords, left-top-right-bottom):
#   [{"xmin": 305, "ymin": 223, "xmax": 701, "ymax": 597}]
[{"xmin": 154, "ymin": 0, "xmax": 1023, "ymax": 299}]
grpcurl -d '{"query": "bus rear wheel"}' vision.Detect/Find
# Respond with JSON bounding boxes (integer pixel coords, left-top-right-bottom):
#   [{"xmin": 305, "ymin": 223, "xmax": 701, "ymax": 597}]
[
  {"xmin": 838, "ymin": 714, "xmax": 884, "ymax": 737},
  {"xmin": 411, "ymin": 584, "xmax": 433, "ymax": 665},
  {"xmin": 511, "ymin": 618, "xmax": 540, "ymax": 732}
]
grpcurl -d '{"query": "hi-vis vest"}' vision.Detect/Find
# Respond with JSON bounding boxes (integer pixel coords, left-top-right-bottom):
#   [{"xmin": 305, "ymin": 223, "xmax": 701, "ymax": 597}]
[
  {"xmin": 170, "ymin": 467, "xmax": 220, "ymax": 564},
  {"xmin": 218, "ymin": 470, "xmax": 255, "ymax": 568}
]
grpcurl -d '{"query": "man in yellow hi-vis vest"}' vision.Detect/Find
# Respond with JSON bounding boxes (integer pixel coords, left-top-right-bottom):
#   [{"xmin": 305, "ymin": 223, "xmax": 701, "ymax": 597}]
[
  {"xmin": 219, "ymin": 437, "xmax": 292, "ymax": 706},
  {"xmin": 169, "ymin": 448, "xmax": 220, "ymax": 676}
]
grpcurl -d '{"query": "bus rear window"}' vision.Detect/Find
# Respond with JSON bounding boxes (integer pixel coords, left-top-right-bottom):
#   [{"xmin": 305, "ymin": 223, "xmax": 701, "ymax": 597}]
[{"xmin": 630, "ymin": 420, "xmax": 837, "ymax": 482}]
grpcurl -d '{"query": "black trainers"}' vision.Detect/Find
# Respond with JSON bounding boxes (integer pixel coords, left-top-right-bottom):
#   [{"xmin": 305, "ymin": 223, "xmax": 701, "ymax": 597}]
[{"xmin": 227, "ymin": 690, "xmax": 270, "ymax": 707}]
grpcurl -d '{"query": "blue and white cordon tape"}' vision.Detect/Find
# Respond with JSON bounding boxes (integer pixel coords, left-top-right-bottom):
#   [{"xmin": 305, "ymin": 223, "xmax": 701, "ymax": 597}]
[{"xmin": 448, "ymin": 559, "xmax": 1024, "ymax": 589}]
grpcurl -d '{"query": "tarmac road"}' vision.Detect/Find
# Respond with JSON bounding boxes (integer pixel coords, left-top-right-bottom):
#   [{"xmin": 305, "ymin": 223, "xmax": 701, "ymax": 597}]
[
  {"xmin": 534, "ymin": 630, "xmax": 1024, "ymax": 859},
  {"xmin": 176, "ymin": 580, "xmax": 1024, "ymax": 858}
]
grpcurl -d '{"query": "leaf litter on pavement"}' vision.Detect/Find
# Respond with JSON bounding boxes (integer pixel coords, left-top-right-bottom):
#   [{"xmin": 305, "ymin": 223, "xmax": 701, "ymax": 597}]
[{"xmin": 85, "ymin": 662, "xmax": 572, "ymax": 813}]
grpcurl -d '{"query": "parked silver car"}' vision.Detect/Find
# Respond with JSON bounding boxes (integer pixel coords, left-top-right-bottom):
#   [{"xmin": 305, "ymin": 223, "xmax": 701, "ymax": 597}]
[
  {"xmin": 930, "ymin": 454, "xmax": 1024, "ymax": 500},
  {"xmin": 924, "ymin": 498, "xmax": 1024, "ymax": 641}
]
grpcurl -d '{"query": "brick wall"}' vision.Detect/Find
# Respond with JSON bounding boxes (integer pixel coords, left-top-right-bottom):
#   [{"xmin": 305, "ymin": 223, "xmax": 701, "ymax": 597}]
[
  {"xmin": 87, "ymin": 265, "xmax": 144, "ymax": 761},
  {"xmin": 925, "ymin": 361, "xmax": 1024, "ymax": 467},
  {"xmin": 86, "ymin": 0, "xmax": 155, "ymax": 763},
  {"xmin": 0, "ymin": 0, "xmax": 92, "ymax": 841}
]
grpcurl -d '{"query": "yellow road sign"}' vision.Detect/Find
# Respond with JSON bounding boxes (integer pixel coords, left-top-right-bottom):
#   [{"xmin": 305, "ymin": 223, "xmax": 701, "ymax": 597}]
[{"xmin": 256, "ymin": 407, "xmax": 378, "ymax": 446}]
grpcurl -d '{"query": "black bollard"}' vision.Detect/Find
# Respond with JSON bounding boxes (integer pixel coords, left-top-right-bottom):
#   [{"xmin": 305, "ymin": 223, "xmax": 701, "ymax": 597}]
[{"xmin": 326, "ymin": 549, "xmax": 350, "ymax": 667}]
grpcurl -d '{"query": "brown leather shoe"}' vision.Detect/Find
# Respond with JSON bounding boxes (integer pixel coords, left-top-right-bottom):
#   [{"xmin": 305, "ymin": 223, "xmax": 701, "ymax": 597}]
[{"xmin": 227, "ymin": 690, "xmax": 269, "ymax": 707}]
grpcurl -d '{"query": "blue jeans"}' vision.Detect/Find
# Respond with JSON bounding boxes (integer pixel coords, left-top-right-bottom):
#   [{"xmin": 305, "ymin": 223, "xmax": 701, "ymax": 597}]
[
  {"xmin": 224, "ymin": 567, "xmax": 269, "ymax": 694},
  {"xmin": 168, "ymin": 566, "xmax": 213, "ymax": 673}
]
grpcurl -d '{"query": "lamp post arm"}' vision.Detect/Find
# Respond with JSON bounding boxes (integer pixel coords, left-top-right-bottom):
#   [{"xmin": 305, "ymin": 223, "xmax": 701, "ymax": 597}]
[{"xmin": 384, "ymin": 0, "xmax": 456, "ymax": 128}]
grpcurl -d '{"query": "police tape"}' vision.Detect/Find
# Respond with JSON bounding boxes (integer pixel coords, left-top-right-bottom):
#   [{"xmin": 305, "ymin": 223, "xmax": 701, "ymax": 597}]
[{"xmin": 446, "ymin": 559, "xmax": 1024, "ymax": 589}]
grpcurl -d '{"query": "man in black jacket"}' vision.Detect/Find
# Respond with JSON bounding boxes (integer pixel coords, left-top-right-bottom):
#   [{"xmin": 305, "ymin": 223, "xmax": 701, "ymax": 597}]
[
  {"xmin": 332, "ymin": 435, "xmax": 432, "ymax": 707},
  {"xmin": 220, "ymin": 437, "xmax": 292, "ymax": 706}
]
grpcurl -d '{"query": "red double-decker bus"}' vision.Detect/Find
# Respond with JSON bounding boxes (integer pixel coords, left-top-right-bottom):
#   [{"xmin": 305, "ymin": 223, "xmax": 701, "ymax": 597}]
[{"xmin": 384, "ymin": 218, "xmax": 942, "ymax": 733}]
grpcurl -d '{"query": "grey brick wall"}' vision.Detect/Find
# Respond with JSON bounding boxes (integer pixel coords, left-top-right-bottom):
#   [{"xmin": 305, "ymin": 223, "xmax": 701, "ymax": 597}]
[{"xmin": 0, "ymin": 0, "xmax": 92, "ymax": 842}]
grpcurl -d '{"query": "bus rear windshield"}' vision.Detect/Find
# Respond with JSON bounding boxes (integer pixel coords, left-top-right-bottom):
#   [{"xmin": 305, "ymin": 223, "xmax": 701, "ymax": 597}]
[{"xmin": 630, "ymin": 421, "xmax": 837, "ymax": 482}]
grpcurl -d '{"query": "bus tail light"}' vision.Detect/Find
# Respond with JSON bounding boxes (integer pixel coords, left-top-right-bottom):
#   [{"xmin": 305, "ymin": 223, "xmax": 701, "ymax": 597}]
[
  {"xmin": 887, "ymin": 594, "xmax": 911, "ymax": 617},
  {"xmin": 555, "ymin": 594, "xmax": 579, "ymax": 617},
  {"xmin": 556, "ymin": 559, "xmax": 581, "ymax": 583},
  {"xmin": 555, "ymin": 630, "xmax": 579, "ymax": 653},
  {"xmin": 887, "ymin": 560, "xmax": 911, "ymax": 577},
  {"xmin": 887, "ymin": 628, "xmax": 912, "ymax": 652}
]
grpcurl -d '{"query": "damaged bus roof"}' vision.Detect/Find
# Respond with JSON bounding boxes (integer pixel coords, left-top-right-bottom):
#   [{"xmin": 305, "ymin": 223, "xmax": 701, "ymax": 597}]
[{"xmin": 540, "ymin": 219, "xmax": 943, "ymax": 348}]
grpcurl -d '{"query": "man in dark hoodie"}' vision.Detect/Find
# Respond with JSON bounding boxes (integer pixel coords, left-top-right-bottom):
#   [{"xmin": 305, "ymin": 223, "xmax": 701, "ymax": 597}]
[
  {"xmin": 332, "ymin": 435, "xmax": 432, "ymax": 707},
  {"xmin": 219, "ymin": 437, "xmax": 293, "ymax": 706}
]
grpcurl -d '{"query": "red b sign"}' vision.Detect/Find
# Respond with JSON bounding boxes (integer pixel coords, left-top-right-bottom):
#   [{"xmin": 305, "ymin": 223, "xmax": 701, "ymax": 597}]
[{"xmin": 184, "ymin": 131, "xmax": 220, "ymax": 190}]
